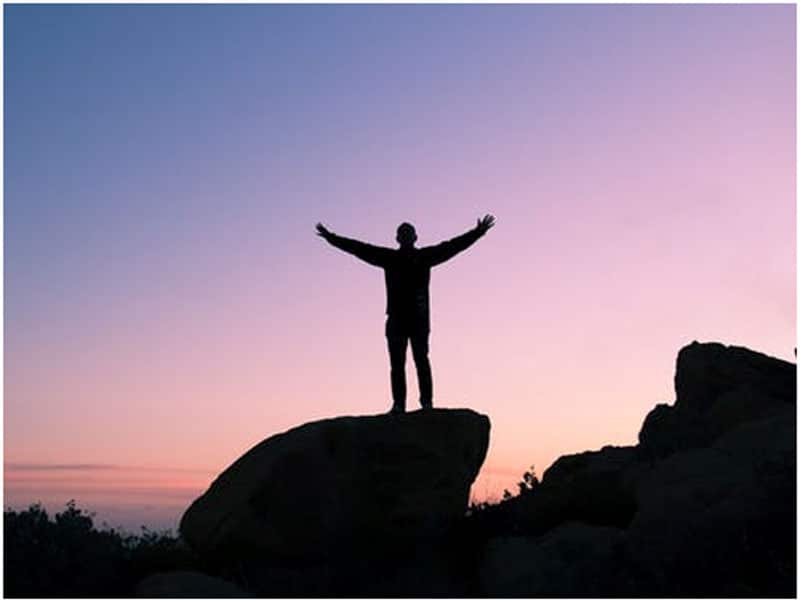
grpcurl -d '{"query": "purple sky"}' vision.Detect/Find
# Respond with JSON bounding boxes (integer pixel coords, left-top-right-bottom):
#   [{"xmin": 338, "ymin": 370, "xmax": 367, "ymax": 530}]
[{"xmin": 4, "ymin": 4, "xmax": 795, "ymax": 530}]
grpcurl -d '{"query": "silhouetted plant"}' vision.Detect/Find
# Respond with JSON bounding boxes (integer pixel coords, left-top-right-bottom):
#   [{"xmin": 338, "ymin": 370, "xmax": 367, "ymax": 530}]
[
  {"xmin": 466, "ymin": 499, "xmax": 494, "ymax": 515},
  {"xmin": 518, "ymin": 465, "xmax": 540, "ymax": 493},
  {"xmin": 4, "ymin": 501, "xmax": 200, "ymax": 597},
  {"xmin": 502, "ymin": 465, "xmax": 540, "ymax": 500}
]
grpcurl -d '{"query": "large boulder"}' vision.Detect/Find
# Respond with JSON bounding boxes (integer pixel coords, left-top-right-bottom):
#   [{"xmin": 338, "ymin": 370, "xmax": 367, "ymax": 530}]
[
  {"xmin": 180, "ymin": 408, "xmax": 489, "ymax": 562},
  {"xmin": 135, "ymin": 572, "xmax": 251, "ymax": 598},
  {"xmin": 639, "ymin": 341, "xmax": 795, "ymax": 459},
  {"xmin": 471, "ymin": 341, "xmax": 795, "ymax": 597},
  {"xmin": 638, "ymin": 403, "xmax": 711, "ymax": 459},
  {"xmin": 674, "ymin": 341, "xmax": 795, "ymax": 413},
  {"xmin": 539, "ymin": 445, "xmax": 640, "ymax": 526},
  {"xmin": 707, "ymin": 384, "xmax": 792, "ymax": 440},
  {"xmin": 474, "ymin": 445, "xmax": 641, "ymax": 540},
  {"xmin": 627, "ymin": 407, "xmax": 796, "ymax": 596},
  {"xmin": 501, "ymin": 445, "xmax": 640, "ymax": 536},
  {"xmin": 479, "ymin": 523, "xmax": 630, "ymax": 596}
]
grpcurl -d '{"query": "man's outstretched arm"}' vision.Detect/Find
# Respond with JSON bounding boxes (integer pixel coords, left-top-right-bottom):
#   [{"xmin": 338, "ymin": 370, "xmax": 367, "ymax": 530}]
[
  {"xmin": 316, "ymin": 223, "xmax": 391, "ymax": 268},
  {"xmin": 424, "ymin": 214, "xmax": 496, "ymax": 267}
]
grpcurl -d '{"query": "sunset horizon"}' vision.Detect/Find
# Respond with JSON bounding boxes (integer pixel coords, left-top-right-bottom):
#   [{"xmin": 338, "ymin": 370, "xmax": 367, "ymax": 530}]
[{"xmin": 5, "ymin": 2, "xmax": 795, "ymax": 540}]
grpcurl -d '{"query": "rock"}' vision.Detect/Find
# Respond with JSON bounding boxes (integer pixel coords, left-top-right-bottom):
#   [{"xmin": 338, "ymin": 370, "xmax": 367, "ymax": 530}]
[
  {"xmin": 135, "ymin": 571, "xmax": 251, "ymax": 597},
  {"xmin": 542, "ymin": 444, "xmax": 636, "ymax": 485},
  {"xmin": 468, "ymin": 445, "xmax": 641, "ymax": 544},
  {"xmin": 232, "ymin": 562, "xmax": 338, "ymax": 597},
  {"xmin": 180, "ymin": 408, "xmax": 489, "ymax": 562},
  {"xmin": 638, "ymin": 403, "xmax": 711, "ymax": 459},
  {"xmin": 639, "ymin": 342, "xmax": 795, "ymax": 459},
  {"xmin": 707, "ymin": 384, "xmax": 791, "ymax": 440},
  {"xmin": 675, "ymin": 341, "xmax": 795, "ymax": 413},
  {"xmin": 712, "ymin": 406, "xmax": 796, "ymax": 510},
  {"xmin": 472, "ymin": 341, "xmax": 795, "ymax": 597},
  {"xmin": 171, "ymin": 341, "xmax": 794, "ymax": 597},
  {"xmin": 627, "ymin": 407, "xmax": 796, "ymax": 596},
  {"xmin": 238, "ymin": 536, "xmax": 474, "ymax": 597},
  {"xmin": 479, "ymin": 523, "xmax": 630, "ymax": 596},
  {"xmin": 532, "ymin": 445, "xmax": 639, "ymax": 529}
]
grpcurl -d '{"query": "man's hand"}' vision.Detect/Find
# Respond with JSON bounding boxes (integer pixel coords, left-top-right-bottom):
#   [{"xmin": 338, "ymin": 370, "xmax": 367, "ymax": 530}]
[
  {"xmin": 316, "ymin": 223, "xmax": 333, "ymax": 239},
  {"xmin": 475, "ymin": 214, "xmax": 496, "ymax": 235}
]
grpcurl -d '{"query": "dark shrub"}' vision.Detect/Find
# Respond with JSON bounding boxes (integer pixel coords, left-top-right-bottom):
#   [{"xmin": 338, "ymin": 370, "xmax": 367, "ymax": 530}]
[{"xmin": 4, "ymin": 501, "xmax": 199, "ymax": 597}]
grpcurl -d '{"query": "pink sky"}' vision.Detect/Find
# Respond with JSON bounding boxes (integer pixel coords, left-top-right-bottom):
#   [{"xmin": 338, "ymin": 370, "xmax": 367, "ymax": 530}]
[{"xmin": 4, "ymin": 5, "xmax": 795, "ymax": 530}]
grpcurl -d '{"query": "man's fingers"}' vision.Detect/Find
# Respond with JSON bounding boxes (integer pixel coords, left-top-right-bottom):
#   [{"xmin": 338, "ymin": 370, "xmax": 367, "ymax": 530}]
[{"xmin": 475, "ymin": 214, "xmax": 495, "ymax": 233}]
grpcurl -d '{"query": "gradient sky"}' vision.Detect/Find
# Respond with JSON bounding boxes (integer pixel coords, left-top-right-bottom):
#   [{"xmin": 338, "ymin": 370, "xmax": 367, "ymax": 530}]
[{"xmin": 4, "ymin": 4, "xmax": 796, "ymax": 530}]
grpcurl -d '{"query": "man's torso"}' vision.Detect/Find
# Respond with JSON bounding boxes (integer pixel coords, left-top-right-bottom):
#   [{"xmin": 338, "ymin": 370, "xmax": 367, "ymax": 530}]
[{"xmin": 383, "ymin": 248, "xmax": 432, "ymax": 331}]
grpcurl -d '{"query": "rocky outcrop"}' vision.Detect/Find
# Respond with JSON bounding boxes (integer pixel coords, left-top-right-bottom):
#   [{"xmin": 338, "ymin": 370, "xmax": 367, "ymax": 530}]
[
  {"xmin": 478, "ymin": 341, "xmax": 796, "ymax": 597},
  {"xmin": 637, "ymin": 402, "xmax": 709, "ymax": 459},
  {"xmin": 478, "ymin": 445, "xmax": 641, "ymax": 540},
  {"xmin": 674, "ymin": 341, "xmax": 795, "ymax": 413},
  {"xmin": 627, "ymin": 406, "xmax": 796, "ymax": 596},
  {"xmin": 136, "ymin": 571, "xmax": 251, "ymax": 598},
  {"xmin": 166, "ymin": 340, "xmax": 793, "ymax": 597},
  {"xmin": 639, "ymin": 341, "xmax": 796, "ymax": 460},
  {"xmin": 180, "ymin": 408, "xmax": 489, "ymax": 562},
  {"xmin": 480, "ymin": 524, "xmax": 629, "ymax": 596}
]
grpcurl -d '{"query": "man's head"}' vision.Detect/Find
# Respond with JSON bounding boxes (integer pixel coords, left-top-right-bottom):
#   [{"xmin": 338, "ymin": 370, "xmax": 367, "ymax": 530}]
[{"xmin": 396, "ymin": 222, "xmax": 417, "ymax": 248}]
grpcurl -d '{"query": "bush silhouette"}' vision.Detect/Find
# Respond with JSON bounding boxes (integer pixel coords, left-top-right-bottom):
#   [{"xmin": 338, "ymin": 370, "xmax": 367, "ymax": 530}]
[
  {"xmin": 4, "ymin": 501, "xmax": 200, "ymax": 597},
  {"xmin": 502, "ymin": 465, "xmax": 540, "ymax": 500}
]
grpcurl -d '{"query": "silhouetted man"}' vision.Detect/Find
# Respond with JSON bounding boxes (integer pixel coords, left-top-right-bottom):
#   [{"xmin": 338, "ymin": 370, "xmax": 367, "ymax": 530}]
[{"xmin": 316, "ymin": 215, "xmax": 495, "ymax": 413}]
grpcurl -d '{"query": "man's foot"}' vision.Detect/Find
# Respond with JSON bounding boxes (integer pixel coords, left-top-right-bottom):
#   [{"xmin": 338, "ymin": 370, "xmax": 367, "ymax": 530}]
[
  {"xmin": 420, "ymin": 402, "xmax": 433, "ymax": 411},
  {"xmin": 389, "ymin": 406, "xmax": 405, "ymax": 415}
]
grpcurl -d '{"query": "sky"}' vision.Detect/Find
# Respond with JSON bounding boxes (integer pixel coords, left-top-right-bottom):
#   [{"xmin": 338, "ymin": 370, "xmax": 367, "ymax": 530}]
[{"xmin": 4, "ymin": 4, "xmax": 796, "ymax": 531}]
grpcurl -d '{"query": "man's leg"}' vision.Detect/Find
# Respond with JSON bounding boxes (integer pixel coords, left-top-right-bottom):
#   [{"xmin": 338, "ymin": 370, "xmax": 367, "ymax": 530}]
[
  {"xmin": 410, "ymin": 330, "xmax": 433, "ymax": 409},
  {"xmin": 386, "ymin": 320, "xmax": 409, "ymax": 412}
]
